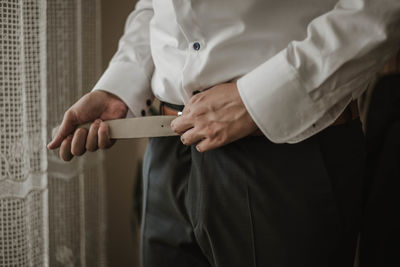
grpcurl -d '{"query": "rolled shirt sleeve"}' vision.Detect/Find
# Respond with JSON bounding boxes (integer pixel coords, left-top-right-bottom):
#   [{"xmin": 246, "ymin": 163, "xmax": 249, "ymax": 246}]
[
  {"xmin": 93, "ymin": 0, "xmax": 154, "ymax": 117},
  {"xmin": 237, "ymin": 0, "xmax": 400, "ymax": 143}
]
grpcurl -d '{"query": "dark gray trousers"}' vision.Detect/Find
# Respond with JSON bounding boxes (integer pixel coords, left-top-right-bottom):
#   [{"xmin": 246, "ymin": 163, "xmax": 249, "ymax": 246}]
[{"xmin": 141, "ymin": 119, "xmax": 365, "ymax": 267}]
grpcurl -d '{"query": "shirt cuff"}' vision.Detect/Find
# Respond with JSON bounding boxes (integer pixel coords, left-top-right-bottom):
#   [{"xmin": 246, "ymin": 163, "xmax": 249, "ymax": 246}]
[
  {"xmin": 237, "ymin": 50, "xmax": 323, "ymax": 143},
  {"xmin": 92, "ymin": 61, "xmax": 154, "ymax": 117}
]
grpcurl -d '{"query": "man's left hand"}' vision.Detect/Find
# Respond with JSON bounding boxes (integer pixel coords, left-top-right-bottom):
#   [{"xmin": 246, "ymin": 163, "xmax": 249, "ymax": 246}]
[{"xmin": 171, "ymin": 82, "xmax": 259, "ymax": 152}]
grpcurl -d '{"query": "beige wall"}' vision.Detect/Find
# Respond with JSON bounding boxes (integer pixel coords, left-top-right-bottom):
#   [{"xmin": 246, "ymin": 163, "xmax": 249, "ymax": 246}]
[{"xmin": 101, "ymin": 1, "xmax": 145, "ymax": 266}]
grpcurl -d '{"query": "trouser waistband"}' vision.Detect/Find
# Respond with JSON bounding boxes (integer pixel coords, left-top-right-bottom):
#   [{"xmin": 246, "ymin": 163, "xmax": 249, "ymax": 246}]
[{"xmin": 160, "ymin": 100, "xmax": 360, "ymax": 127}]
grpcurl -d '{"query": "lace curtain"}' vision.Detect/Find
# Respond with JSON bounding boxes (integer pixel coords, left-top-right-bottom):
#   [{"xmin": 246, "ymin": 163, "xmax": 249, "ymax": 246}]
[{"xmin": 0, "ymin": 0, "xmax": 106, "ymax": 266}]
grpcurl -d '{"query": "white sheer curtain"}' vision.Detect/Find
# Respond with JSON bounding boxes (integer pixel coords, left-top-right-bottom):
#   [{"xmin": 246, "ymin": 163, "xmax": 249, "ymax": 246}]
[{"xmin": 0, "ymin": 0, "xmax": 106, "ymax": 266}]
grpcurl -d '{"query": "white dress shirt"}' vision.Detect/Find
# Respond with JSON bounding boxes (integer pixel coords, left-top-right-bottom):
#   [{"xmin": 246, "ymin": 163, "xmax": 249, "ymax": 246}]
[{"xmin": 93, "ymin": 0, "xmax": 400, "ymax": 143}]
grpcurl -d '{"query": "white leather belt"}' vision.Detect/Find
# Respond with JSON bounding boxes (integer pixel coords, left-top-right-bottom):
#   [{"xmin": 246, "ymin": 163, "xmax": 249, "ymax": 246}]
[{"xmin": 80, "ymin": 116, "xmax": 179, "ymax": 139}]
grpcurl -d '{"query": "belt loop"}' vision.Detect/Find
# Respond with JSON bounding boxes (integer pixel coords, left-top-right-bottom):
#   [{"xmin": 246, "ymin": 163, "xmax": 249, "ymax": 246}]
[{"xmin": 159, "ymin": 102, "xmax": 165, "ymax": 115}]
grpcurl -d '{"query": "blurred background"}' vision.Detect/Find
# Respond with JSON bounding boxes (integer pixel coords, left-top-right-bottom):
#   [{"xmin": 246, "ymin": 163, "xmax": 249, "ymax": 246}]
[{"xmin": 101, "ymin": 1, "xmax": 144, "ymax": 265}]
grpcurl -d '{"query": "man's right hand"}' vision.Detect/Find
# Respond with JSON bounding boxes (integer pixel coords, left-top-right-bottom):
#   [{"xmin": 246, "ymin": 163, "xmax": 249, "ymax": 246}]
[{"xmin": 47, "ymin": 90, "xmax": 128, "ymax": 161}]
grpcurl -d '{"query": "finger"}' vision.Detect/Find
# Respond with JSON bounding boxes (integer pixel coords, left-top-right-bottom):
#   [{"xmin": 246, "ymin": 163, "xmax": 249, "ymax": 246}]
[
  {"xmin": 171, "ymin": 115, "xmax": 194, "ymax": 134},
  {"xmin": 195, "ymin": 138, "xmax": 220, "ymax": 153},
  {"xmin": 181, "ymin": 105, "xmax": 191, "ymax": 116},
  {"xmin": 180, "ymin": 127, "xmax": 205, "ymax": 146},
  {"xmin": 48, "ymin": 110, "xmax": 77, "ymax": 150},
  {"xmin": 71, "ymin": 128, "xmax": 88, "ymax": 156},
  {"xmin": 98, "ymin": 121, "xmax": 112, "ymax": 149},
  {"xmin": 51, "ymin": 125, "xmax": 60, "ymax": 142},
  {"xmin": 86, "ymin": 119, "xmax": 101, "ymax": 152},
  {"xmin": 59, "ymin": 135, "xmax": 74, "ymax": 161}
]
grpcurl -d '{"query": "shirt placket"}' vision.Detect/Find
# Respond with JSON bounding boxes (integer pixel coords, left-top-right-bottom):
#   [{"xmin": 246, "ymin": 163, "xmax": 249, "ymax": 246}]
[{"xmin": 172, "ymin": 0, "xmax": 206, "ymax": 103}]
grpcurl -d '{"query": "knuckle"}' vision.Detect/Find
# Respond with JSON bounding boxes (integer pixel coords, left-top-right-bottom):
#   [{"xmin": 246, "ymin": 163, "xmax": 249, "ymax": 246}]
[
  {"xmin": 182, "ymin": 107, "xmax": 190, "ymax": 115},
  {"xmin": 64, "ymin": 109, "xmax": 74, "ymax": 120},
  {"xmin": 205, "ymin": 124, "xmax": 217, "ymax": 138},
  {"xmin": 90, "ymin": 122, "xmax": 100, "ymax": 131},
  {"xmin": 185, "ymin": 114, "xmax": 194, "ymax": 124},
  {"xmin": 190, "ymin": 110, "xmax": 203, "ymax": 122},
  {"xmin": 215, "ymin": 134, "xmax": 225, "ymax": 144},
  {"xmin": 76, "ymin": 127, "xmax": 86, "ymax": 135},
  {"xmin": 197, "ymin": 120, "xmax": 207, "ymax": 131}
]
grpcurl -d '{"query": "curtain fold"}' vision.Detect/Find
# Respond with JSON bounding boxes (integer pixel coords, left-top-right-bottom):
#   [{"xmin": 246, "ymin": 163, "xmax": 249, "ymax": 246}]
[
  {"xmin": 0, "ymin": 0, "xmax": 48, "ymax": 266},
  {"xmin": 1, "ymin": 0, "xmax": 106, "ymax": 266}
]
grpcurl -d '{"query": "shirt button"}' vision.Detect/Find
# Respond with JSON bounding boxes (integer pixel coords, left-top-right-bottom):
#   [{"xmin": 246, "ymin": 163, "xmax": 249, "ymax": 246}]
[
  {"xmin": 141, "ymin": 110, "xmax": 146, "ymax": 116},
  {"xmin": 146, "ymin": 99, "xmax": 152, "ymax": 106},
  {"xmin": 193, "ymin": 42, "xmax": 201, "ymax": 51}
]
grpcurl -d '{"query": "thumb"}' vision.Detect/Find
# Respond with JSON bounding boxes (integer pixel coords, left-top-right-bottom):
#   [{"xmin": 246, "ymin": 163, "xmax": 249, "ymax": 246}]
[{"xmin": 47, "ymin": 110, "xmax": 77, "ymax": 150}]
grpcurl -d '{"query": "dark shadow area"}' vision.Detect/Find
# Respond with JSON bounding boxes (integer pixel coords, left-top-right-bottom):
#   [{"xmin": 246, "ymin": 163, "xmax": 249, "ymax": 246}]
[{"xmin": 360, "ymin": 74, "xmax": 400, "ymax": 267}]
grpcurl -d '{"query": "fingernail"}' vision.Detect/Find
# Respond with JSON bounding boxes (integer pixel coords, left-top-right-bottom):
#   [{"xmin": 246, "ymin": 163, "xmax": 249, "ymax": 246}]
[{"xmin": 196, "ymin": 145, "xmax": 201, "ymax": 152}]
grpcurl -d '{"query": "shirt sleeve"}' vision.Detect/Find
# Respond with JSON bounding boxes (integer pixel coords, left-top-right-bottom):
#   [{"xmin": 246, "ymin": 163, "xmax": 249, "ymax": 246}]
[
  {"xmin": 237, "ymin": 0, "xmax": 400, "ymax": 143},
  {"xmin": 92, "ymin": 0, "xmax": 154, "ymax": 117}
]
